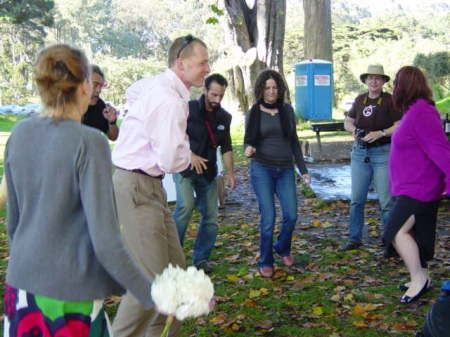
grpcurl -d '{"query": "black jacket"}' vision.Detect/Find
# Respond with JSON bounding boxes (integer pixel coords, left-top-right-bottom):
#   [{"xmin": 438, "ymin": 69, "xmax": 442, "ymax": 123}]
[
  {"xmin": 82, "ymin": 98, "xmax": 109, "ymax": 134},
  {"xmin": 182, "ymin": 95, "xmax": 232, "ymax": 181}
]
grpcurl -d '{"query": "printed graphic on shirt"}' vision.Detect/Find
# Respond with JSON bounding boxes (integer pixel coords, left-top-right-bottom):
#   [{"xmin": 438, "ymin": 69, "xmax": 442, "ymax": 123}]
[{"xmin": 362, "ymin": 105, "xmax": 376, "ymax": 117}]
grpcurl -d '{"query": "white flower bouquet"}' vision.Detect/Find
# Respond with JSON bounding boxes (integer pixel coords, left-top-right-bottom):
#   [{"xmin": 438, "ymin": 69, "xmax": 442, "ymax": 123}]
[{"xmin": 151, "ymin": 264, "xmax": 215, "ymax": 337}]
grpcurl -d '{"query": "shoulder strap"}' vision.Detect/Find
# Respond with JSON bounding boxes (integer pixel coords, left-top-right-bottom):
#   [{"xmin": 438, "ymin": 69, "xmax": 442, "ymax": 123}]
[
  {"xmin": 188, "ymin": 100, "xmax": 201, "ymax": 117},
  {"xmin": 363, "ymin": 94, "xmax": 383, "ymax": 105}
]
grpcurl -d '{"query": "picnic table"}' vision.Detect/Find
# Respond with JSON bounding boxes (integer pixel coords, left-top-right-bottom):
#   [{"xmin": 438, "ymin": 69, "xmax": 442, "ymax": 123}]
[{"xmin": 310, "ymin": 122, "xmax": 346, "ymax": 152}]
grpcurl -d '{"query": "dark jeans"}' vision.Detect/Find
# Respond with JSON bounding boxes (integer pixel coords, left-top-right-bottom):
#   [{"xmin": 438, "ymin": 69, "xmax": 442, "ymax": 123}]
[{"xmin": 250, "ymin": 161, "xmax": 297, "ymax": 268}]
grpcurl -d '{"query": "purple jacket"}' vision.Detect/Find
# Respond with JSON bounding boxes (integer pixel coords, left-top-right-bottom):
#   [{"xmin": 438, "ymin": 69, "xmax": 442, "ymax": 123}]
[{"xmin": 390, "ymin": 98, "xmax": 450, "ymax": 201}]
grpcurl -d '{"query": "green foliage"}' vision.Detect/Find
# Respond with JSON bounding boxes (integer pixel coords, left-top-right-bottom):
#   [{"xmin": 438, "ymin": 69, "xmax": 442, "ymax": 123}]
[
  {"xmin": 210, "ymin": 4, "xmax": 224, "ymax": 16},
  {"xmin": 0, "ymin": 114, "xmax": 25, "ymax": 132},
  {"xmin": 0, "ymin": 0, "xmax": 56, "ymax": 104},
  {"xmin": 284, "ymin": 0, "xmax": 450, "ymax": 108},
  {"xmin": 206, "ymin": 3, "xmax": 224, "ymax": 25},
  {"xmin": 0, "ymin": 0, "xmax": 54, "ymax": 26},
  {"xmin": 1, "ymin": 0, "xmax": 449, "ymax": 109},
  {"xmin": 414, "ymin": 52, "xmax": 450, "ymax": 100},
  {"xmin": 414, "ymin": 52, "xmax": 450, "ymax": 79},
  {"xmin": 93, "ymin": 55, "xmax": 165, "ymax": 105},
  {"xmin": 0, "ymin": 0, "xmax": 225, "ymax": 105},
  {"xmin": 206, "ymin": 17, "xmax": 219, "ymax": 25},
  {"xmin": 436, "ymin": 96, "xmax": 450, "ymax": 114}
]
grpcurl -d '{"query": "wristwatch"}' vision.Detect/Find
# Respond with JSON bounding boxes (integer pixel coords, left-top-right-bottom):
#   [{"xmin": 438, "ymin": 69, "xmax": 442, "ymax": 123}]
[{"xmin": 380, "ymin": 129, "xmax": 387, "ymax": 137}]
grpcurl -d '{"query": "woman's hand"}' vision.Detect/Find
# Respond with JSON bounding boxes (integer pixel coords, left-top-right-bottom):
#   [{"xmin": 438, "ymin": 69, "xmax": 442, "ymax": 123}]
[
  {"xmin": 362, "ymin": 131, "xmax": 384, "ymax": 143},
  {"xmin": 245, "ymin": 146, "xmax": 256, "ymax": 157},
  {"xmin": 302, "ymin": 174, "xmax": 311, "ymax": 185}
]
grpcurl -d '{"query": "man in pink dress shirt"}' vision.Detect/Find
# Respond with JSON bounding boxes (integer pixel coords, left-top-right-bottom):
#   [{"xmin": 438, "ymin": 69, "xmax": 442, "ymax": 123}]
[{"xmin": 111, "ymin": 35, "xmax": 210, "ymax": 337}]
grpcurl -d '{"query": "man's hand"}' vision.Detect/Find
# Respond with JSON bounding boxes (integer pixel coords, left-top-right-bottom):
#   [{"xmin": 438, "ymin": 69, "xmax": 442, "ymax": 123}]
[
  {"xmin": 103, "ymin": 103, "xmax": 118, "ymax": 123},
  {"xmin": 245, "ymin": 146, "xmax": 256, "ymax": 157},
  {"xmin": 225, "ymin": 172, "xmax": 236, "ymax": 190},
  {"xmin": 191, "ymin": 153, "xmax": 208, "ymax": 174}
]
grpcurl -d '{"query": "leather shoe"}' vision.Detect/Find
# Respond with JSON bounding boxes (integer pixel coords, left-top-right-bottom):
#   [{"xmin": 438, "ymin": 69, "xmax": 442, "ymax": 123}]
[
  {"xmin": 281, "ymin": 255, "xmax": 294, "ymax": 267},
  {"xmin": 339, "ymin": 241, "xmax": 362, "ymax": 251},
  {"xmin": 400, "ymin": 279, "xmax": 431, "ymax": 304},
  {"xmin": 196, "ymin": 261, "xmax": 213, "ymax": 274},
  {"xmin": 259, "ymin": 267, "xmax": 273, "ymax": 278}
]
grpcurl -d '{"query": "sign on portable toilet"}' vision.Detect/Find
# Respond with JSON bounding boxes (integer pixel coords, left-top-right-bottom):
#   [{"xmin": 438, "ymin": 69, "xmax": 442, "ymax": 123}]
[{"xmin": 295, "ymin": 59, "xmax": 333, "ymax": 120}]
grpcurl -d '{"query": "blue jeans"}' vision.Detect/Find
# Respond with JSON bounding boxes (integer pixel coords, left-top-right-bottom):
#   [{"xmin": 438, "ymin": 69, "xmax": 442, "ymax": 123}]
[
  {"xmin": 250, "ymin": 161, "xmax": 298, "ymax": 268},
  {"xmin": 348, "ymin": 142, "xmax": 394, "ymax": 243},
  {"xmin": 172, "ymin": 173, "xmax": 218, "ymax": 265}
]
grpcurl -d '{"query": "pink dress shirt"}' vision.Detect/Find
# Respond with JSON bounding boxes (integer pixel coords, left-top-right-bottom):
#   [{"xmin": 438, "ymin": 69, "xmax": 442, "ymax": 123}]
[{"xmin": 112, "ymin": 69, "xmax": 191, "ymax": 176}]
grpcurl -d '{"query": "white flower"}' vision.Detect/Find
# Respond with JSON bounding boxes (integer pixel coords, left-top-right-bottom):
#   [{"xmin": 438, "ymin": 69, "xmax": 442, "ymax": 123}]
[{"xmin": 151, "ymin": 264, "xmax": 214, "ymax": 321}]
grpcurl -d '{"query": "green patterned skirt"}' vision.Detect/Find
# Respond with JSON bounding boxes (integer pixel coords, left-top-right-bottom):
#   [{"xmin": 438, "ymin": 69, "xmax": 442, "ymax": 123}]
[{"xmin": 3, "ymin": 284, "xmax": 111, "ymax": 337}]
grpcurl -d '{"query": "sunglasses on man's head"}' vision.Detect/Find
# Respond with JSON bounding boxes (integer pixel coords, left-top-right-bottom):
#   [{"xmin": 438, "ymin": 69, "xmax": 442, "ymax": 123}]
[{"xmin": 176, "ymin": 34, "xmax": 197, "ymax": 59}]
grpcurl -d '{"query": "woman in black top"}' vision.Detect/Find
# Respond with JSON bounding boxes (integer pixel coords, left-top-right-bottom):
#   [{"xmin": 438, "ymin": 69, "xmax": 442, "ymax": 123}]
[{"xmin": 244, "ymin": 69, "xmax": 310, "ymax": 278}]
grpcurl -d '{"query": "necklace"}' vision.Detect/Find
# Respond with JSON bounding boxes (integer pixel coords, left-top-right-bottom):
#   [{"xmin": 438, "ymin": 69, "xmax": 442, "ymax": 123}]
[{"xmin": 260, "ymin": 104, "xmax": 279, "ymax": 116}]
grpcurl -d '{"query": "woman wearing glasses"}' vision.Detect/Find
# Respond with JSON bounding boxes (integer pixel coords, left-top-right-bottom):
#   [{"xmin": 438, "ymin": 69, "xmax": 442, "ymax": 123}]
[{"xmin": 341, "ymin": 64, "xmax": 402, "ymax": 251}]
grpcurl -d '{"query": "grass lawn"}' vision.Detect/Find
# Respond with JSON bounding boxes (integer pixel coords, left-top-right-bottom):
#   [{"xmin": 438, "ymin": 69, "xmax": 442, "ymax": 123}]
[
  {"xmin": 0, "ymin": 113, "xmax": 449, "ymax": 336},
  {"xmin": 0, "ymin": 115, "xmax": 25, "ymax": 133}
]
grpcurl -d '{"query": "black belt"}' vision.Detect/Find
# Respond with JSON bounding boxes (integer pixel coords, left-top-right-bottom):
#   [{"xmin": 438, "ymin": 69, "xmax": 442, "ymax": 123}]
[
  {"xmin": 117, "ymin": 167, "xmax": 164, "ymax": 179},
  {"xmin": 367, "ymin": 141, "xmax": 390, "ymax": 148}
]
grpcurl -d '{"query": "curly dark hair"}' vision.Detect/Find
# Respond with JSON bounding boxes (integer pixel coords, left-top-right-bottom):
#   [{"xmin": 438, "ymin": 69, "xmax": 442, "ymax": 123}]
[{"xmin": 254, "ymin": 69, "xmax": 286, "ymax": 102}]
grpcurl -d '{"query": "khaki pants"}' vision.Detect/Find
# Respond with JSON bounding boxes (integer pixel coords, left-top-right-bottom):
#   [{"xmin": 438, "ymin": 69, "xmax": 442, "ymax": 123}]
[{"xmin": 112, "ymin": 169, "xmax": 186, "ymax": 337}]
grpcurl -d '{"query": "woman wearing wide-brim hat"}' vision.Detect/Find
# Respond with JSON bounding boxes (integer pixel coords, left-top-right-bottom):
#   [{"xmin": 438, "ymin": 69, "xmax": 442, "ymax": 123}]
[{"xmin": 341, "ymin": 64, "xmax": 403, "ymax": 251}]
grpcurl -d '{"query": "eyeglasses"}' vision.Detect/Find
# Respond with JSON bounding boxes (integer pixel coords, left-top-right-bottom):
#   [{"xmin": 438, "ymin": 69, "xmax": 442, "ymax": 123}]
[
  {"xmin": 366, "ymin": 75, "xmax": 384, "ymax": 82},
  {"xmin": 176, "ymin": 34, "xmax": 197, "ymax": 59}
]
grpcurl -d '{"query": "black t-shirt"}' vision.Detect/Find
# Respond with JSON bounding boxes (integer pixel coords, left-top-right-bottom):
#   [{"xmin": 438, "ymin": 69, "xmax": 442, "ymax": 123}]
[
  {"xmin": 348, "ymin": 92, "xmax": 402, "ymax": 144},
  {"xmin": 82, "ymin": 99, "xmax": 109, "ymax": 134}
]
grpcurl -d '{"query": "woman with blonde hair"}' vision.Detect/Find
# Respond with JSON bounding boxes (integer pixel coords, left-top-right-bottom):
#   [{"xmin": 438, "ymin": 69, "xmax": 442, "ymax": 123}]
[{"xmin": 3, "ymin": 44, "xmax": 153, "ymax": 337}]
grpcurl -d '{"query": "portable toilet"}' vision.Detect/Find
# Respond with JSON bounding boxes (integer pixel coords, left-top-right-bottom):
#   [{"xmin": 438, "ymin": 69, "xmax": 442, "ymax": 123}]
[{"xmin": 295, "ymin": 59, "xmax": 333, "ymax": 120}]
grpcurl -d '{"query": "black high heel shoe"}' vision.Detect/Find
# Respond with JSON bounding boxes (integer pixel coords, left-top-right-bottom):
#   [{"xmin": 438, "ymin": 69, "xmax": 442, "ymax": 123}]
[
  {"xmin": 399, "ymin": 279, "xmax": 432, "ymax": 291},
  {"xmin": 400, "ymin": 279, "xmax": 431, "ymax": 304}
]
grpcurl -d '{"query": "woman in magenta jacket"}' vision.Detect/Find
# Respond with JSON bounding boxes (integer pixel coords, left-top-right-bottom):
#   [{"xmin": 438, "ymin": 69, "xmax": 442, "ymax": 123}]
[{"xmin": 383, "ymin": 66, "xmax": 450, "ymax": 304}]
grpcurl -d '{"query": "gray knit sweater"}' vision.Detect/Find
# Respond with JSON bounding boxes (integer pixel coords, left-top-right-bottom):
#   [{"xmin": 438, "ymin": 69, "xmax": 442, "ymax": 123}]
[{"xmin": 5, "ymin": 116, "xmax": 153, "ymax": 309}]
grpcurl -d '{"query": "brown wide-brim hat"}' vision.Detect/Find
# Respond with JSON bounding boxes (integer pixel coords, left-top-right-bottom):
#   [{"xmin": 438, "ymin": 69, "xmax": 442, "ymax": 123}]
[{"xmin": 360, "ymin": 64, "xmax": 390, "ymax": 83}]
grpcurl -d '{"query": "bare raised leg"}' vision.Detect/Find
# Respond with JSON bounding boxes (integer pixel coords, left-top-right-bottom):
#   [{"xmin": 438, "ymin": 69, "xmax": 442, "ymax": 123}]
[{"xmin": 393, "ymin": 215, "xmax": 429, "ymax": 302}]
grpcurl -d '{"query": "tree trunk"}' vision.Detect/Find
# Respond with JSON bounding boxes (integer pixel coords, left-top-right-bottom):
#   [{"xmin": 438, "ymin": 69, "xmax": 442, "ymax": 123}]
[
  {"xmin": 303, "ymin": 0, "xmax": 332, "ymax": 61},
  {"xmin": 224, "ymin": 0, "xmax": 286, "ymax": 113}
]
